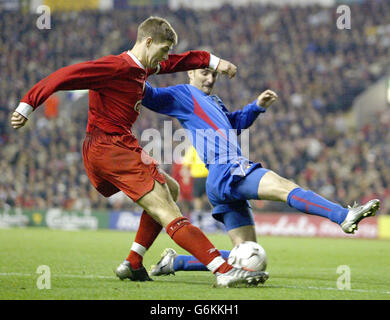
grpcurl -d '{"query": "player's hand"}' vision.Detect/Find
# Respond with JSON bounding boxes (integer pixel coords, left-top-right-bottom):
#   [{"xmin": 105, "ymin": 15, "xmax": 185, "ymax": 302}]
[
  {"xmin": 216, "ymin": 59, "xmax": 237, "ymax": 79},
  {"xmin": 11, "ymin": 111, "xmax": 28, "ymax": 129},
  {"xmin": 256, "ymin": 90, "xmax": 278, "ymax": 109}
]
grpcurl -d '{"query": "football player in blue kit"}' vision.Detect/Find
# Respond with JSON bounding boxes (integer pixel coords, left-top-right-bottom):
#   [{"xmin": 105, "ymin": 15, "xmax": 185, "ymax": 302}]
[{"xmin": 141, "ymin": 67, "xmax": 380, "ymax": 275}]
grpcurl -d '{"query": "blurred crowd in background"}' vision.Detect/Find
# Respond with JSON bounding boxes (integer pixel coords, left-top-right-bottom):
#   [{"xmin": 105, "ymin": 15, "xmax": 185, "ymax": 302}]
[{"xmin": 1, "ymin": 1, "xmax": 390, "ymax": 214}]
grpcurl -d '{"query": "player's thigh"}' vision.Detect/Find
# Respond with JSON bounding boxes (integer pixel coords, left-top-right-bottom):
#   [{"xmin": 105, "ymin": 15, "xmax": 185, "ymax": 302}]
[
  {"xmin": 228, "ymin": 225, "xmax": 257, "ymax": 246},
  {"xmin": 258, "ymin": 170, "xmax": 299, "ymax": 202},
  {"xmin": 136, "ymin": 180, "xmax": 182, "ymax": 227},
  {"xmin": 233, "ymin": 167, "xmax": 269, "ymax": 200},
  {"xmin": 159, "ymin": 169, "xmax": 180, "ymax": 202}
]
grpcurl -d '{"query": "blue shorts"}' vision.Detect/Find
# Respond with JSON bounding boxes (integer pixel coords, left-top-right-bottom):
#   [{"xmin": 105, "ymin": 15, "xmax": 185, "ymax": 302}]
[{"xmin": 207, "ymin": 163, "xmax": 269, "ymax": 231}]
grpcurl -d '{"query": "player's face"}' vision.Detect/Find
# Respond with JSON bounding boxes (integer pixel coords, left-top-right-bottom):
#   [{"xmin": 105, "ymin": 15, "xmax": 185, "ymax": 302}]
[
  {"xmin": 146, "ymin": 39, "xmax": 173, "ymax": 69},
  {"xmin": 191, "ymin": 69, "xmax": 218, "ymax": 95}
]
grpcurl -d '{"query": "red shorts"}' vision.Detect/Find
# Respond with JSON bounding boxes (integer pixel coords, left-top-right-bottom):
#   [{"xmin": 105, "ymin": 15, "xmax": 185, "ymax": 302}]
[{"xmin": 82, "ymin": 126, "xmax": 166, "ymax": 202}]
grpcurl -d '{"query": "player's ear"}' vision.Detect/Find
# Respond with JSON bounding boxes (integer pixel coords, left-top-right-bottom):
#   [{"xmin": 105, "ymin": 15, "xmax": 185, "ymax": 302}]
[
  {"xmin": 145, "ymin": 37, "xmax": 153, "ymax": 48},
  {"xmin": 188, "ymin": 70, "xmax": 194, "ymax": 81}
]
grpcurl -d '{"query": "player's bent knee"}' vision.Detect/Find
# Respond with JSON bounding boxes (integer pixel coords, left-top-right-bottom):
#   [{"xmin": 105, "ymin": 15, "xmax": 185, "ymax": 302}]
[
  {"xmin": 169, "ymin": 180, "xmax": 180, "ymax": 202},
  {"xmin": 160, "ymin": 171, "xmax": 180, "ymax": 202},
  {"xmin": 137, "ymin": 181, "xmax": 182, "ymax": 226}
]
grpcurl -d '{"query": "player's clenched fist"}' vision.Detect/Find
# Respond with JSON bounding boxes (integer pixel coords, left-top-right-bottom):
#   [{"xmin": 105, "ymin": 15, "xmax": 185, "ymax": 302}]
[
  {"xmin": 10, "ymin": 111, "xmax": 28, "ymax": 129},
  {"xmin": 256, "ymin": 90, "xmax": 278, "ymax": 109},
  {"xmin": 216, "ymin": 59, "xmax": 237, "ymax": 79}
]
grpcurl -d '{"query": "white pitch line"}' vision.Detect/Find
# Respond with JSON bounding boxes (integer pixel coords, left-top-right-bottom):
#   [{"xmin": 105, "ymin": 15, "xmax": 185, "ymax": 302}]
[
  {"xmin": 263, "ymin": 284, "xmax": 390, "ymax": 295},
  {"xmin": 1, "ymin": 272, "xmax": 389, "ymax": 295},
  {"xmin": 0, "ymin": 272, "xmax": 116, "ymax": 279}
]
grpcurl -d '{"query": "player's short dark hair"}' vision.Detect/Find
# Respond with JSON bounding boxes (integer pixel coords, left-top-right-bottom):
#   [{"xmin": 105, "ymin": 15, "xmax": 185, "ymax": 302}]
[{"xmin": 137, "ymin": 16, "xmax": 178, "ymax": 45}]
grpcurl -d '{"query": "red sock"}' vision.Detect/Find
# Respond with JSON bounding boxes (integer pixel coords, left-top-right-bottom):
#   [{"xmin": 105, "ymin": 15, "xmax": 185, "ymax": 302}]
[
  {"xmin": 127, "ymin": 211, "xmax": 162, "ymax": 269},
  {"xmin": 166, "ymin": 217, "xmax": 232, "ymax": 273}
]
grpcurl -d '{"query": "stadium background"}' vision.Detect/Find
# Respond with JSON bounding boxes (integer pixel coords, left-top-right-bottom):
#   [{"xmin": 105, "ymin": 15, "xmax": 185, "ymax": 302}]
[{"xmin": 1, "ymin": 0, "xmax": 390, "ymax": 239}]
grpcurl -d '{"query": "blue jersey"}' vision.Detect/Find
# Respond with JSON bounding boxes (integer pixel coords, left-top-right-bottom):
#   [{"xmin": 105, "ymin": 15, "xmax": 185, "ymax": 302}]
[{"xmin": 142, "ymin": 82, "xmax": 266, "ymax": 208}]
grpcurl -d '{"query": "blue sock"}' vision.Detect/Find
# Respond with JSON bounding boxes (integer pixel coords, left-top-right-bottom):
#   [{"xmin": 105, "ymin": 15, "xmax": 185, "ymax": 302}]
[
  {"xmin": 173, "ymin": 250, "xmax": 230, "ymax": 271},
  {"xmin": 287, "ymin": 187, "xmax": 348, "ymax": 225}
]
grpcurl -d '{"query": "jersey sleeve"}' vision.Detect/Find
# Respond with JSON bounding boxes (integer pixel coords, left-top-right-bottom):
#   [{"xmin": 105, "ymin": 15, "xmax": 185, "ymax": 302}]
[
  {"xmin": 19, "ymin": 55, "xmax": 128, "ymax": 112},
  {"xmin": 148, "ymin": 51, "xmax": 219, "ymax": 75},
  {"xmin": 142, "ymin": 83, "xmax": 192, "ymax": 120},
  {"xmin": 142, "ymin": 82, "xmax": 176, "ymax": 115},
  {"xmin": 226, "ymin": 101, "xmax": 266, "ymax": 134}
]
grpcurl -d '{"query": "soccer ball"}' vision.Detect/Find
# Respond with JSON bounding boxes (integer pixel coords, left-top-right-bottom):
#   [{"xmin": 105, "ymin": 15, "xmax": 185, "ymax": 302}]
[{"xmin": 228, "ymin": 241, "xmax": 267, "ymax": 272}]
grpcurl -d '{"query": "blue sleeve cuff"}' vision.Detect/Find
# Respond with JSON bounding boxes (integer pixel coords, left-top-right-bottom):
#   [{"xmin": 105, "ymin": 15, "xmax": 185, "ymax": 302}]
[{"xmin": 250, "ymin": 100, "xmax": 266, "ymax": 113}]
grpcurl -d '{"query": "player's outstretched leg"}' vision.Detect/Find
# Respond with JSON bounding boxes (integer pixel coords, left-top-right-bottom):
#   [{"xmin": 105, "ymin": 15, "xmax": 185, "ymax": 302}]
[
  {"xmin": 150, "ymin": 225, "xmax": 258, "ymax": 275},
  {"xmin": 149, "ymin": 248, "xmax": 268, "ymax": 287},
  {"xmin": 150, "ymin": 249, "xmax": 231, "ymax": 276},
  {"xmin": 137, "ymin": 181, "xmax": 268, "ymax": 287},
  {"xmin": 257, "ymin": 170, "xmax": 380, "ymax": 234}
]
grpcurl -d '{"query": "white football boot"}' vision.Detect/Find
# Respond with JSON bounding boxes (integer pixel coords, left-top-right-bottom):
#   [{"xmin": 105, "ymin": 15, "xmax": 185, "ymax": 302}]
[
  {"xmin": 215, "ymin": 267, "xmax": 269, "ymax": 288},
  {"xmin": 149, "ymin": 248, "xmax": 177, "ymax": 276},
  {"xmin": 341, "ymin": 199, "xmax": 380, "ymax": 234}
]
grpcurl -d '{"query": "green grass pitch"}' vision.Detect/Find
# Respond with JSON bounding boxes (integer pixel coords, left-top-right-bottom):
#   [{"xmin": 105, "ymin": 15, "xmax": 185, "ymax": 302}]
[{"xmin": 0, "ymin": 227, "xmax": 389, "ymax": 300}]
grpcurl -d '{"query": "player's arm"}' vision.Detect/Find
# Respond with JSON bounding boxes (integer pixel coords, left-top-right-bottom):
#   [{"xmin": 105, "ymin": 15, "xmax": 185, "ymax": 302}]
[
  {"xmin": 142, "ymin": 82, "xmax": 176, "ymax": 116},
  {"xmin": 11, "ymin": 56, "xmax": 127, "ymax": 129},
  {"xmin": 227, "ymin": 90, "xmax": 278, "ymax": 133},
  {"xmin": 142, "ymin": 83, "xmax": 192, "ymax": 121},
  {"xmin": 151, "ymin": 51, "xmax": 237, "ymax": 79}
]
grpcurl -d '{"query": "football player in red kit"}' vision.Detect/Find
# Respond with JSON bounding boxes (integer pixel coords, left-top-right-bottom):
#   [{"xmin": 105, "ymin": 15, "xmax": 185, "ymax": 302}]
[{"xmin": 10, "ymin": 17, "xmax": 268, "ymax": 287}]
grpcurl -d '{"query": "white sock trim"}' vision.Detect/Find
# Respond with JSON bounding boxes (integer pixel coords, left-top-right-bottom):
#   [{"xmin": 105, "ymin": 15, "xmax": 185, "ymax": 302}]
[
  {"xmin": 206, "ymin": 256, "xmax": 225, "ymax": 273},
  {"xmin": 131, "ymin": 242, "xmax": 146, "ymax": 257}
]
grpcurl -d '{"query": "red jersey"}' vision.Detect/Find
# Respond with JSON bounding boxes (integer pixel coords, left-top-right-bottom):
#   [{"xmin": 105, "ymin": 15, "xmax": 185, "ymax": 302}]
[{"xmin": 20, "ymin": 50, "xmax": 213, "ymax": 135}]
